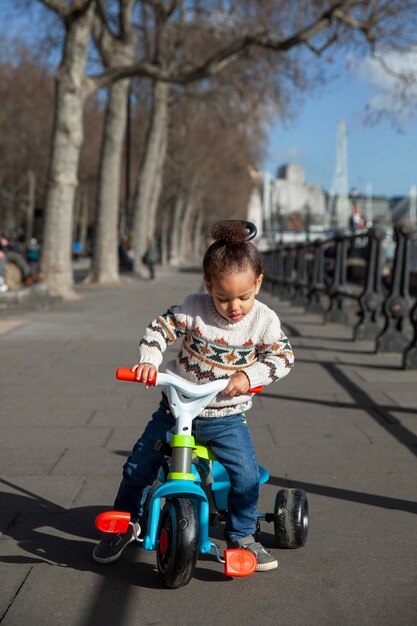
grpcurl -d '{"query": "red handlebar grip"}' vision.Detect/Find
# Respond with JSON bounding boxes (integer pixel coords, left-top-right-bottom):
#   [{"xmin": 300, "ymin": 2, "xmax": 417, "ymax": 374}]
[
  {"xmin": 248, "ymin": 386, "xmax": 263, "ymax": 394},
  {"xmin": 115, "ymin": 367, "xmax": 157, "ymax": 386},
  {"xmin": 116, "ymin": 368, "xmax": 136, "ymax": 381}
]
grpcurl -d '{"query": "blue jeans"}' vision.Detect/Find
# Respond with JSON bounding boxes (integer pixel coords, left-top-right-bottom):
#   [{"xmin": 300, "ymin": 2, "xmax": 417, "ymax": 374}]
[{"xmin": 114, "ymin": 396, "xmax": 260, "ymax": 542}]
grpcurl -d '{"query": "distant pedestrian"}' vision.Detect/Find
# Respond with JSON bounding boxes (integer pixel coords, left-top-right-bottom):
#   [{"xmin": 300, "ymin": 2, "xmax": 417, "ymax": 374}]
[
  {"xmin": 118, "ymin": 235, "xmax": 135, "ymax": 272},
  {"xmin": 142, "ymin": 237, "xmax": 159, "ymax": 282},
  {"xmin": 0, "ymin": 236, "xmax": 9, "ymax": 293},
  {"xmin": 72, "ymin": 240, "xmax": 83, "ymax": 260}
]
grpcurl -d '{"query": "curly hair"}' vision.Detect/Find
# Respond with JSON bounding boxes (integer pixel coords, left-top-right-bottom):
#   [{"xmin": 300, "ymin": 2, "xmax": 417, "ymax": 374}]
[{"xmin": 203, "ymin": 221, "xmax": 263, "ymax": 282}]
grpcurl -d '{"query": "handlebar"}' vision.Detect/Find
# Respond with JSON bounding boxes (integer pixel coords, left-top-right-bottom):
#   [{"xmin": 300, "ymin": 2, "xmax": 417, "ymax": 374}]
[{"xmin": 116, "ymin": 368, "xmax": 263, "ymax": 395}]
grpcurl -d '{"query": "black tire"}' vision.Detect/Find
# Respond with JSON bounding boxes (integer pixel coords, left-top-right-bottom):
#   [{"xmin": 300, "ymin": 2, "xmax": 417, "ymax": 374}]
[
  {"xmin": 274, "ymin": 488, "xmax": 309, "ymax": 548},
  {"xmin": 156, "ymin": 498, "xmax": 199, "ymax": 588}
]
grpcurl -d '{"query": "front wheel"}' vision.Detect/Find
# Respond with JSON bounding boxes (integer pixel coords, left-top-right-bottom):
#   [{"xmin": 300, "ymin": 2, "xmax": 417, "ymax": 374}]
[
  {"xmin": 156, "ymin": 498, "xmax": 199, "ymax": 588},
  {"xmin": 274, "ymin": 488, "xmax": 309, "ymax": 548}
]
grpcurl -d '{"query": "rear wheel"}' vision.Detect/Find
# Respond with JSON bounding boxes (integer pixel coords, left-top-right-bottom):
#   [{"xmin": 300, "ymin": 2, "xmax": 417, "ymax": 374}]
[
  {"xmin": 274, "ymin": 488, "xmax": 309, "ymax": 548},
  {"xmin": 156, "ymin": 498, "xmax": 198, "ymax": 588}
]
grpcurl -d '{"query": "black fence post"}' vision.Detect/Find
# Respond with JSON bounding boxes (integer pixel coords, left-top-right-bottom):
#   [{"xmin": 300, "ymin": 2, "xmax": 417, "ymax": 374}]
[
  {"xmin": 376, "ymin": 221, "xmax": 413, "ymax": 353},
  {"xmin": 353, "ymin": 226, "xmax": 385, "ymax": 340},
  {"xmin": 291, "ymin": 243, "xmax": 309, "ymax": 306},
  {"xmin": 306, "ymin": 239, "xmax": 326, "ymax": 314},
  {"xmin": 262, "ymin": 250, "xmax": 273, "ymax": 292},
  {"xmin": 272, "ymin": 245, "xmax": 284, "ymax": 297},
  {"xmin": 282, "ymin": 245, "xmax": 296, "ymax": 299},
  {"xmin": 325, "ymin": 233, "xmax": 350, "ymax": 323}
]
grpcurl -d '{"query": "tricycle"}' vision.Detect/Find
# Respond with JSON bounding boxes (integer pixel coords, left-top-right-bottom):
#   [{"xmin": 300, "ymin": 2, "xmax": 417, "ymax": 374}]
[{"xmin": 95, "ymin": 368, "xmax": 309, "ymax": 588}]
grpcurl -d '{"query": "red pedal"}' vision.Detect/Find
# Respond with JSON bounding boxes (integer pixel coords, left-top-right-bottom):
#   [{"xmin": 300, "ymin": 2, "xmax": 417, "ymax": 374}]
[
  {"xmin": 224, "ymin": 549, "xmax": 257, "ymax": 577},
  {"xmin": 95, "ymin": 511, "xmax": 131, "ymax": 534}
]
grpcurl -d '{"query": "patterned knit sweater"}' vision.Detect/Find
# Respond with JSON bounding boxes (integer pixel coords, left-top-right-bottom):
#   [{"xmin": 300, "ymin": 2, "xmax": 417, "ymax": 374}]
[{"xmin": 137, "ymin": 293, "xmax": 294, "ymax": 417}]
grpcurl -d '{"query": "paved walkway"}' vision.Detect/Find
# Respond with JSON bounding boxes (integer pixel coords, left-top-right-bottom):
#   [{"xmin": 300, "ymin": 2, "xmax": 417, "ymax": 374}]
[{"xmin": 0, "ymin": 267, "xmax": 416, "ymax": 626}]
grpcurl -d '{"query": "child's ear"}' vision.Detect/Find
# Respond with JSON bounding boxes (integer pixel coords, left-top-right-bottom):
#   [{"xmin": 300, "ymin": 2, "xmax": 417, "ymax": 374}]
[
  {"xmin": 255, "ymin": 274, "xmax": 263, "ymax": 295},
  {"xmin": 204, "ymin": 277, "xmax": 212, "ymax": 294}
]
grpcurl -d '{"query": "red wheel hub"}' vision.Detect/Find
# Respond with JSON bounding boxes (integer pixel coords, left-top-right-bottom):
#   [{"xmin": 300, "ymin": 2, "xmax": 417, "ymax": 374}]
[{"xmin": 159, "ymin": 528, "xmax": 169, "ymax": 554}]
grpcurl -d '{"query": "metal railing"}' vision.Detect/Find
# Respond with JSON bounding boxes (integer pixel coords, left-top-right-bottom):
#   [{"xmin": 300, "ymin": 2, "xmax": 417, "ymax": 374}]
[{"xmin": 263, "ymin": 221, "xmax": 417, "ymax": 370}]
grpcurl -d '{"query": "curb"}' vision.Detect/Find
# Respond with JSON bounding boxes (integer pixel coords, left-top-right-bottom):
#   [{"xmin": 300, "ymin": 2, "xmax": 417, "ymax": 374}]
[{"xmin": 0, "ymin": 283, "xmax": 62, "ymax": 310}]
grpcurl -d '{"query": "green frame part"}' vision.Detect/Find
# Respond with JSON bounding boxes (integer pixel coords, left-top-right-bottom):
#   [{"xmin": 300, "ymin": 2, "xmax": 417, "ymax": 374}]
[
  {"xmin": 193, "ymin": 445, "xmax": 217, "ymax": 461},
  {"xmin": 167, "ymin": 472, "xmax": 195, "ymax": 481},
  {"xmin": 171, "ymin": 434, "xmax": 195, "ymax": 448}
]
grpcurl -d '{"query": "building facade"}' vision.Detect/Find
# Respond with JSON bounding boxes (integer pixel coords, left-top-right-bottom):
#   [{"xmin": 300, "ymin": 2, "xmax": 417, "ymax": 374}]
[{"xmin": 266, "ymin": 163, "xmax": 326, "ymax": 230}]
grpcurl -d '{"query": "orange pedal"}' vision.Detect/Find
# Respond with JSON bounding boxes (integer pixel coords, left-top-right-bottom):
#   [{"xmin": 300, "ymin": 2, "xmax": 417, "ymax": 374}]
[
  {"xmin": 95, "ymin": 511, "xmax": 131, "ymax": 534},
  {"xmin": 224, "ymin": 549, "xmax": 257, "ymax": 577}
]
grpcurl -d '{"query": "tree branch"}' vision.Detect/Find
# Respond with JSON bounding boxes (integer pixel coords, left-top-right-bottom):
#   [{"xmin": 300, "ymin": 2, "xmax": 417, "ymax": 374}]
[
  {"xmin": 39, "ymin": 0, "xmax": 72, "ymax": 16},
  {"xmin": 39, "ymin": 0, "xmax": 94, "ymax": 18},
  {"xmin": 333, "ymin": 7, "xmax": 376, "ymax": 46},
  {"xmin": 371, "ymin": 52, "xmax": 416, "ymax": 85},
  {"xmin": 120, "ymin": 0, "xmax": 136, "ymax": 39},
  {"xmin": 162, "ymin": 2, "xmax": 351, "ymax": 82},
  {"xmin": 88, "ymin": 1, "xmax": 415, "ymax": 92},
  {"xmin": 88, "ymin": 59, "xmax": 165, "ymax": 92},
  {"xmin": 86, "ymin": 2, "xmax": 345, "ymax": 89},
  {"xmin": 306, "ymin": 33, "xmax": 339, "ymax": 56},
  {"xmin": 92, "ymin": 0, "xmax": 115, "ymax": 65}
]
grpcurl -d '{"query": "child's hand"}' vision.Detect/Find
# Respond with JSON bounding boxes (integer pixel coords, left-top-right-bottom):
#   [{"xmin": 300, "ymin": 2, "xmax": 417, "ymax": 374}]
[
  {"xmin": 131, "ymin": 363, "xmax": 157, "ymax": 387},
  {"xmin": 222, "ymin": 371, "xmax": 250, "ymax": 397}
]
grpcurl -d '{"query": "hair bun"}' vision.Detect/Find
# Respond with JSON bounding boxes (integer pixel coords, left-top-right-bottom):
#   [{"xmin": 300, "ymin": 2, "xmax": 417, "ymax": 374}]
[{"xmin": 211, "ymin": 221, "xmax": 247, "ymax": 244}]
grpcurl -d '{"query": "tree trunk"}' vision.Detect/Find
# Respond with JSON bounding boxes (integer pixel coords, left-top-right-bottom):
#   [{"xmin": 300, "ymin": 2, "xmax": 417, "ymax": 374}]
[
  {"xmin": 90, "ymin": 47, "xmax": 134, "ymax": 284},
  {"xmin": 179, "ymin": 197, "xmax": 195, "ymax": 263},
  {"xmin": 131, "ymin": 80, "xmax": 170, "ymax": 268},
  {"xmin": 192, "ymin": 209, "xmax": 204, "ymax": 260},
  {"xmin": 40, "ymin": 5, "xmax": 94, "ymax": 298},
  {"xmin": 160, "ymin": 209, "xmax": 170, "ymax": 265},
  {"xmin": 169, "ymin": 193, "xmax": 186, "ymax": 265}
]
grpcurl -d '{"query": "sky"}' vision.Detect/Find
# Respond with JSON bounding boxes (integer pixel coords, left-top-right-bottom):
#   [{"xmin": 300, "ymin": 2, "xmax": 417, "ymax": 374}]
[{"xmin": 263, "ymin": 51, "xmax": 417, "ymax": 199}]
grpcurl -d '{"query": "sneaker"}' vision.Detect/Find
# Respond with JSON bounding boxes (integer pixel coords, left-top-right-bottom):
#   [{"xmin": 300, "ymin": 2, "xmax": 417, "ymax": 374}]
[
  {"xmin": 93, "ymin": 522, "xmax": 140, "ymax": 564},
  {"xmin": 227, "ymin": 535, "xmax": 278, "ymax": 571}
]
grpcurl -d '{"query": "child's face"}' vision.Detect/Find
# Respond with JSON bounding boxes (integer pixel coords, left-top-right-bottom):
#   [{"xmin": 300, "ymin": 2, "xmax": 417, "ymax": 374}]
[{"xmin": 204, "ymin": 266, "xmax": 263, "ymax": 324}]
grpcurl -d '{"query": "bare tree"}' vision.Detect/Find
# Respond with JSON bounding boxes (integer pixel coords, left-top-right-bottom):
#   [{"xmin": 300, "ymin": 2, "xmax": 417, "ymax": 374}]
[
  {"xmin": 160, "ymin": 80, "xmax": 267, "ymax": 264},
  {"xmin": 88, "ymin": 0, "xmax": 137, "ymax": 284},
  {"xmin": 39, "ymin": 0, "xmax": 96, "ymax": 297},
  {"xmin": 0, "ymin": 38, "xmax": 54, "ymax": 236},
  {"xmin": 34, "ymin": 0, "xmax": 417, "ymax": 297}
]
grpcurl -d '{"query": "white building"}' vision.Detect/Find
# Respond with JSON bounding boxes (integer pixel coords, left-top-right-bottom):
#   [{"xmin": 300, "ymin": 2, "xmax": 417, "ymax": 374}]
[{"xmin": 267, "ymin": 163, "xmax": 326, "ymax": 227}]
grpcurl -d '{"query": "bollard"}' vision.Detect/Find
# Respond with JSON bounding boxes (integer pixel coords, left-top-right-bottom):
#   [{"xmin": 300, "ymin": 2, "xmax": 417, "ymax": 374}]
[
  {"xmin": 376, "ymin": 220, "xmax": 413, "ymax": 353},
  {"xmin": 305, "ymin": 239, "xmax": 326, "ymax": 314},
  {"xmin": 354, "ymin": 226, "xmax": 385, "ymax": 340},
  {"xmin": 325, "ymin": 233, "xmax": 350, "ymax": 324}
]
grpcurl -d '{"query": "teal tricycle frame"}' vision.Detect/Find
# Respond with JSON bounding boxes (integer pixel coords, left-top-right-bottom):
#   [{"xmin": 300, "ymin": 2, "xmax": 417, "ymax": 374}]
[{"xmin": 95, "ymin": 368, "xmax": 309, "ymax": 588}]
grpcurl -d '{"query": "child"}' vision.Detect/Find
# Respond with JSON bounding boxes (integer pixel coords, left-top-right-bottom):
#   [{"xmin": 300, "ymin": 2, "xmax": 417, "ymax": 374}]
[{"xmin": 93, "ymin": 221, "xmax": 294, "ymax": 571}]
